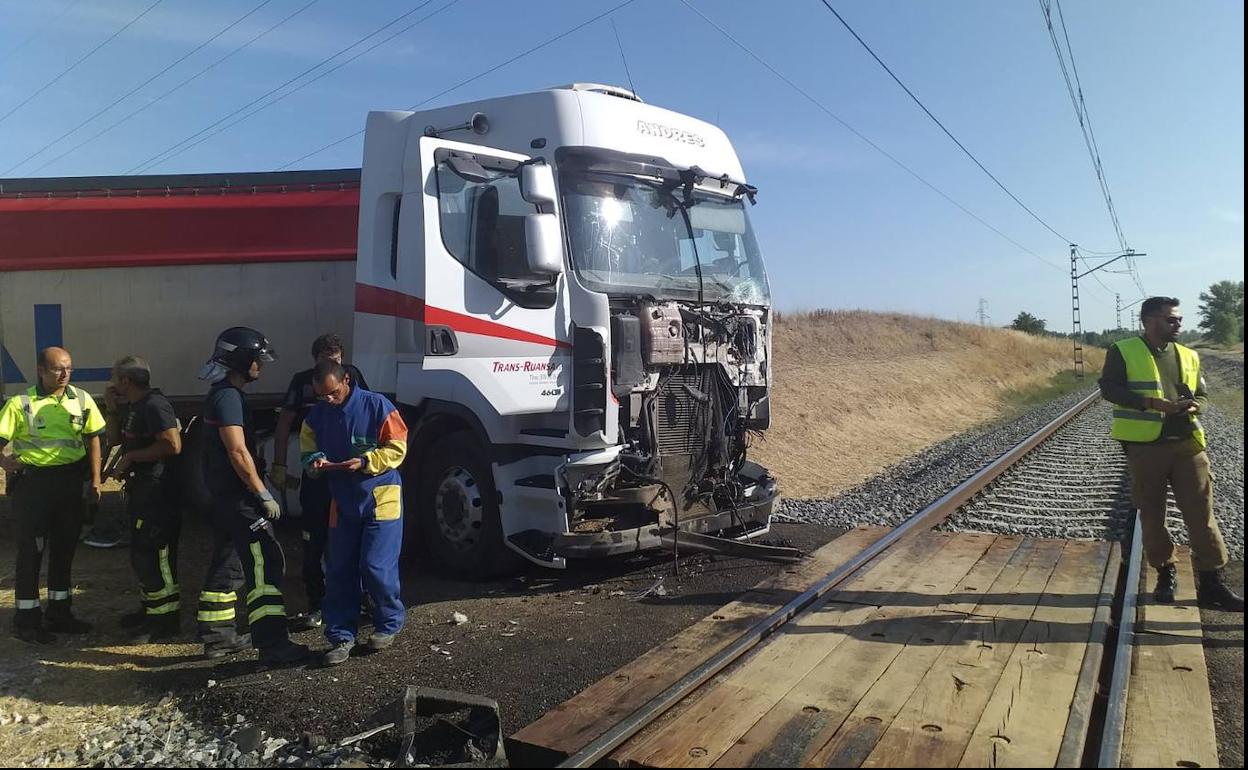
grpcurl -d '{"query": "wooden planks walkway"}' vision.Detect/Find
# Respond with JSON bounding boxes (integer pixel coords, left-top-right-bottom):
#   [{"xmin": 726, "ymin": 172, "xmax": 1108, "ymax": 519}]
[
  {"xmin": 510, "ymin": 529, "xmax": 1125, "ymax": 768},
  {"xmin": 1121, "ymin": 546, "xmax": 1220, "ymax": 769}
]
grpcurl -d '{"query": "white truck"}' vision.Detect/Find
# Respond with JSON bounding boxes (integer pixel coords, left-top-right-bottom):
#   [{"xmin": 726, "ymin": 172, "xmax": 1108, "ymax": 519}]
[{"xmin": 0, "ymin": 84, "xmax": 778, "ymax": 575}]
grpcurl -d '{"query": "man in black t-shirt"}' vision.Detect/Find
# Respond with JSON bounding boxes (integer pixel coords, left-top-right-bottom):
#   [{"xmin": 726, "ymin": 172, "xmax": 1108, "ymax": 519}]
[
  {"xmin": 196, "ymin": 327, "xmax": 308, "ymax": 666},
  {"xmin": 110, "ymin": 357, "xmax": 184, "ymax": 642},
  {"xmin": 271, "ymin": 333, "xmax": 368, "ymax": 631}
]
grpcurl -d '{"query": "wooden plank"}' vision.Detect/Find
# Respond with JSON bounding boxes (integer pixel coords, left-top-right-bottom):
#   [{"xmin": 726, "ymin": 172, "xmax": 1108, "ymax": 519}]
[
  {"xmin": 506, "ymin": 526, "xmax": 886, "ymax": 767},
  {"xmin": 609, "ymin": 532, "xmax": 955, "ymax": 767},
  {"xmin": 859, "ymin": 538, "xmax": 1068, "ymax": 768},
  {"xmin": 1056, "ymin": 541, "xmax": 1121, "ymax": 768},
  {"xmin": 710, "ymin": 533, "xmax": 999, "ymax": 767},
  {"xmin": 805, "ymin": 536, "xmax": 1026, "ymax": 768},
  {"xmin": 1122, "ymin": 546, "xmax": 1219, "ymax": 769},
  {"xmin": 958, "ymin": 540, "xmax": 1111, "ymax": 768}
]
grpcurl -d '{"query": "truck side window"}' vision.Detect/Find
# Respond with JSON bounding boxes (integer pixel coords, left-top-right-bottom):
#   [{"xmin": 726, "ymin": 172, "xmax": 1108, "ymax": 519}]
[{"xmin": 434, "ymin": 161, "xmax": 535, "ymax": 282}]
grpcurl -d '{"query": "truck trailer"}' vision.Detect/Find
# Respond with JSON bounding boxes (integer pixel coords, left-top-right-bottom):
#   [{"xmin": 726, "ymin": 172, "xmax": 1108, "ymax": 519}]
[{"xmin": 0, "ymin": 83, "xmax": 778, "ymax": 576}]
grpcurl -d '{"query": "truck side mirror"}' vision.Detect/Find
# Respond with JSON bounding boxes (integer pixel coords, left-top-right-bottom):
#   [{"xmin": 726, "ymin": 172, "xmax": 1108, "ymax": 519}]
[
  {"xmin": 520, "ymin": 163, "xmax": 557, "ymax": 205},
  {"xmin": 525, "ymin": 213, "xmax": 563, "ymax": 277}
]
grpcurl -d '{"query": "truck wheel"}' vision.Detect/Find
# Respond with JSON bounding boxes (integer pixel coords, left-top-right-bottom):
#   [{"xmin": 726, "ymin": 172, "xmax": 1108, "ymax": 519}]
[{"xmin": 420, "ymin": 432, "xmax": 522, "ymax": 578}]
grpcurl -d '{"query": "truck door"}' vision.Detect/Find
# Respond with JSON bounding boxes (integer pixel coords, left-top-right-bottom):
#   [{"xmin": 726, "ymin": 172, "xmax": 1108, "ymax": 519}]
[{"xmin": 406, "ymin": 136, "xmax": 570, "ymax": 423}]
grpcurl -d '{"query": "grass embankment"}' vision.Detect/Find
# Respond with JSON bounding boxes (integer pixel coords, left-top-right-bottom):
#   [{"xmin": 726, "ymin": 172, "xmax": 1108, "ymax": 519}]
[{"xmin": 753, "ymin": 310, "xmax": 1106, "ymax": 500}]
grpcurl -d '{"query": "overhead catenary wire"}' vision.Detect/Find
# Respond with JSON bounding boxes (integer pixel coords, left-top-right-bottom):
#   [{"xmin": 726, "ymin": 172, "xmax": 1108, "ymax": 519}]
[
  {"xmin": 3, "ymin": 0, "xmax": 278, "ymax": 176},
  {"xmin": 125, "ymin": 0, "xmax": 449, "ymax": 175},
  {"xmin": 26, "ymin": 0, "xmax": 322, "ymax": 176},
  {"xmin": 677, "ymin": 0, "xmax": 1066, "ymax": 273},
  {"xmin": 1041, "ymin": 0, "xmax": 1147, "ymax": 297},
  {"xmin": 274, "ymin": 0, "xmax": 643, "ymax": 170},
  {"xmin": 0, "ymin": 0, "xmax": 164, "ymax": 128},
  {"xmin": 0, "ymin": 0, "xmax": 86, "ymax": 68},
  {"xmin": 816, "ymin": 0, "xmax": 1076, "ymax": 246}
]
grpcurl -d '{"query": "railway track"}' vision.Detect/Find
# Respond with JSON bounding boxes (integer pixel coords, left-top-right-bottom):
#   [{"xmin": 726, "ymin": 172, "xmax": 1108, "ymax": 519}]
[{"xmin": 544, "ymin": 389, "xmax": 1160, "ymax": 768}]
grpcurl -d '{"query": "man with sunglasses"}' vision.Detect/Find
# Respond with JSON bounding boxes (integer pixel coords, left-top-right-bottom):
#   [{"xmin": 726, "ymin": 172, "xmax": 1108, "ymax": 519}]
[
  {"xmin": 299, "ymin": 360, "xmax": 408, "ymax": 666},
  {"xmin": 1099, "ymin": 296, "xmax": 1241, "ymax": 611}
]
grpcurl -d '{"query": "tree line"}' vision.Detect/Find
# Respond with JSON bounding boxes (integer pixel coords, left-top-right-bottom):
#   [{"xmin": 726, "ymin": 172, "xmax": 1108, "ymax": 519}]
[{"xmin": 1008, "ymin": 279, "xmax": 1244, "ymax": 347}]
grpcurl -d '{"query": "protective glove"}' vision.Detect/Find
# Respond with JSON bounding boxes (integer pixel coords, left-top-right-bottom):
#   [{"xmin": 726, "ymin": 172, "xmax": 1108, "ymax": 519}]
[{"xmin": 257, "ymin": 489, "xmax": 282, "ymax": 521}]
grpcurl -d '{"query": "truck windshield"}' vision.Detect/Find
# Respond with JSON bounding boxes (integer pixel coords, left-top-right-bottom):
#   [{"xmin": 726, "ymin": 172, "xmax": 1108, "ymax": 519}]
[{"xmin": 560, "ymin": 171, "xmax": 770, "ymax": 304}]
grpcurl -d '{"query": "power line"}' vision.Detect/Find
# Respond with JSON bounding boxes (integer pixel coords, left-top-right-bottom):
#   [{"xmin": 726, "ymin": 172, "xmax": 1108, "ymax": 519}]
[
  {"xmin": 131, "ymin": 0, "xmax": 461, "ymax": 174},
  {"xmin": 816, "ymin": 0, "xmax": 1075, "ymax": 246},
  {"xmin": 125, "ymin": 0, "xmax": 448, "ymax": 175},
  {"xmin": 26, "ymin": 0, "xmax": 322, "ymax": 177},
  {"xmin": 677, "ymin": 0, "xmax": 1066, "ymax": 273},
  {"xmin": 609, "ymin": 18, "xmax": 637, "ymax": 96},
  {"xmin": 1040, "ymin": 0, "xmax": 1146, "ymax": 298},
  {"xmin": 0, "ymin": 0, "xmax": 164, "ymax": 128},
  {"xmin": 275, "ymin": 0, "xmax": 643, "ymax": 170},
  {"xmin": 0, "ymin": 0, "xmax": 86, "ymax": 68},
  {"xmin": 4, "ymin": 0, "xmax": 278, "ymax": 176}
]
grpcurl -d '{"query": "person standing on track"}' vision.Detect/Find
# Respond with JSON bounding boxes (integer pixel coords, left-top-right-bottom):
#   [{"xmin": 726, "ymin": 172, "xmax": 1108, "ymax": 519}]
[
  {"xmin": 299, "ymin": 360, "xmax": 408, "ymax": 666},
  {"xmin": 0, "ymin": 347, "xmax": 105, "ymax": 644},
  {"xmin": 1099, "ymin": 296, "xmax": 1243, "ymax": 612},
  {"xmin": 110, "ymin": 356, "xmax": 184, "ymax": 643},
  {"xmin": 270, "ymin": 333, "xmax": 369, "ymax": 632},
  {"xmin": 195, "ymin": 327, "xmax": 309, "ymax": 664}
]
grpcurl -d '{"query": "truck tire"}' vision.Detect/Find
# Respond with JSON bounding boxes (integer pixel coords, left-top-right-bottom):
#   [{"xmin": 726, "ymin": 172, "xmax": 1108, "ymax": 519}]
[{"xmin": 419, "ymin": 432, "xmax": 522, "ymax": 579}]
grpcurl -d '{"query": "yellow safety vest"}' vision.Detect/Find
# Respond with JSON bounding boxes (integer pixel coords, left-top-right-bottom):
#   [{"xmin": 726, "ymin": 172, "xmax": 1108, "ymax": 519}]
[
  {"xmin": 0, "ymin": 385, "xmax": 105, "ymax": 467},
  {"xmin": 1109, "ymin": 337, "xmax": 1205, "ymax": 447}
]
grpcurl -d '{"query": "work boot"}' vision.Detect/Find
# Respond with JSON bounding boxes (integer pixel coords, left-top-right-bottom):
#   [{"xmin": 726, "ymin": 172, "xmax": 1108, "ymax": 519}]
[
  {"xmin": 258, "ymin": 641, "xmax": 310, "ymax": 667},
  {"xmin": 1197, "ymin": 570, "xmax": 1245, "ymax": 612},
  {"xmin": 120, "ymin": 609, "xmax": 149, "ymax": 629},
  {"xmin": 366, "ymin": 632, "xmax": 396, "ymax": 652},
  {"xmin": 203, "ymin": 633, "xmax": 252, "ymax": 660},
  {"xmin": 12, "ymin": 617, "xmax": 56, "ymax": 645},
  {"xmin": 289, "ymin": 609, "xmax": 323, "ymax": 633},
  {"xmin": 130, "ymin": 616, "xmax": 182, "ymax": 645},
  {"xmin": 1153, "ymin": 564, "xmax": 1178, "ymax": 604},
  {"xmin": 45, "ymin": 606, "xmax": 92, "ymax": 635},
  {"xmin": 324, "ymin": 641, "xmax": 354, "ymax": 667}
]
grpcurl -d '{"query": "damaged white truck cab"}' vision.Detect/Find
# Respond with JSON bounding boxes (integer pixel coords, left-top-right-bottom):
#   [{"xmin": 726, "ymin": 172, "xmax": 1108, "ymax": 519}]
[{"xmin": 354, "ymin": 84, "xmax": 776, "ymax": 575}]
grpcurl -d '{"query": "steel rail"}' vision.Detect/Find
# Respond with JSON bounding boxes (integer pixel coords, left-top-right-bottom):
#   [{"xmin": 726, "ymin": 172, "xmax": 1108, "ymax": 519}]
[
  {"xmin": 1098, "ymin": 518, "xmax": 1143, "ymax": 767},
  {"xmin": 558, "ymin": 388, "xmax": 1105, "ymax": 767}
]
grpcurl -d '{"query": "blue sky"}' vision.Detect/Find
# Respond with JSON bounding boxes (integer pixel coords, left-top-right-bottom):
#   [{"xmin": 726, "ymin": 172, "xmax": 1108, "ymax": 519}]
[{"xmin": 1, "ymin": 0, "xmax": 1242, "ymax": 332}]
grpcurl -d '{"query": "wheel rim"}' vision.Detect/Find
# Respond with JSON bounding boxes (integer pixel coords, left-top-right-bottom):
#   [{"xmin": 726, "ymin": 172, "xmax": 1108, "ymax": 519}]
[{"xmin": 433, "ymin": 466, "xmax": 484, "ymax": 553}]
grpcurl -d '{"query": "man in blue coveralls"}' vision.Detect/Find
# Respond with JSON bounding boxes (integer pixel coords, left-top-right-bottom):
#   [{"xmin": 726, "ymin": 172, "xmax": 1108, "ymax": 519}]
[{"xmin": 300, "ymin": 360, "xmax": 409, "ymax": 666}]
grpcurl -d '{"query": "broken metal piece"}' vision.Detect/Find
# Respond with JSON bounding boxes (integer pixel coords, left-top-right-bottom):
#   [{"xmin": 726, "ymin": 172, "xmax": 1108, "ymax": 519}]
[
  {"xmin": 397, "ymin": 686, "xmax": 504, "ymax": 768},
  {"xmin": 658, "ymin": 530, "xmax": 804, "ymax": 563}
]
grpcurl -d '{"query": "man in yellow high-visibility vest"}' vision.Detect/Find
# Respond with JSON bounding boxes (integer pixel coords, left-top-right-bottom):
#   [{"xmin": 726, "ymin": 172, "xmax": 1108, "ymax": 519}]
[
  {"xmin": 1099, "ymin": 297, "xmax": 1241, "ymax": 612},
  {"xmin": 0, "ymin": 347, "xmax": 106, "ymax": 644}
]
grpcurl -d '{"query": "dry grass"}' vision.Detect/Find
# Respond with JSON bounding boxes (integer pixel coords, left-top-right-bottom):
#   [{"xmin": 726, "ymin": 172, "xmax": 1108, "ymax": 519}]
[{"xmin": 753, "ymin": 310, "xmax": 1106, "ymax": 499}]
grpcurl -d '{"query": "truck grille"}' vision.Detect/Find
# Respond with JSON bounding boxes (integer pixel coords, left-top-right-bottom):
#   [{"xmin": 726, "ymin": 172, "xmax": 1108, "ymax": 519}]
[{"xmin": 656, "ymin": 372, "xmax": 706, "ymax": 456}]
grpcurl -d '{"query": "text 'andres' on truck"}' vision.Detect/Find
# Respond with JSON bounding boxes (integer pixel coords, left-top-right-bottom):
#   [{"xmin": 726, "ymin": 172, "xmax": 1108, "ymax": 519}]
[{"xmin": 0, "ymin": 83, "xmax": 777, "ymax": 577}]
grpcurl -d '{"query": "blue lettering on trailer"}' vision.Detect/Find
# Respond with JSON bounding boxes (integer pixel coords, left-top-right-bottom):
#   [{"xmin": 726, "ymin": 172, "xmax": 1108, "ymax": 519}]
[{"xmin": 1, "ymin": 304, "xmax": 111, "ymax": 385}]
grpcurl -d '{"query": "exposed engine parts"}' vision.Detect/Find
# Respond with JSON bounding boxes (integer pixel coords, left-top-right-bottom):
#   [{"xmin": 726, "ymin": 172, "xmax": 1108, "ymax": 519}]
[{"xmin": 569, "ymin": 299, "xmax": 772, "ymax": 530}]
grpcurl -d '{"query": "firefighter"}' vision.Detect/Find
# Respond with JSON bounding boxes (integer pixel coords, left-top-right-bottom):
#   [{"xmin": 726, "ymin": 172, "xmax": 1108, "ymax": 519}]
[
  {"xmin": 1098, "ymin": 296, "xmax": 1243, "ymax": 611},
  {"xmin": 0, "ymin": 347, "xmax": 105, "ymax": 644},
  {"xmin": 109, "ymin": 356, "xmax": 184, "ymax": 642},
  {"xmin": 195, "ymin": 328, "xmax": 309, "ymax": 664},
  {"xmin": 299, "ymin": 360, "xmax": 408, "ymax": 666},
  {"xmin": 270, "ymin": 333, "xmax": 370, "ymax": 631}
]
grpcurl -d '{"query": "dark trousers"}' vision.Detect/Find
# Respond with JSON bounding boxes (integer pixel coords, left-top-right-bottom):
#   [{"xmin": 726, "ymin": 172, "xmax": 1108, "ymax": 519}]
[
  {"xmin": 1124, "ymin": 437, "xmax": 1229, "ymax": 572},
  {"xmin": 198, "ymin": 493, "xmax": 290, "ymax": 650},
  {"xmin": 127, "ymin": 476, "xmax": 181, "ymax": 625},
  {"xmin": 12, "ymin": 463, "xmax": 86, "ymax": 628},
  {"xmin": 299, "ymin": 472, "xmax": 332, "ymax": 611}
]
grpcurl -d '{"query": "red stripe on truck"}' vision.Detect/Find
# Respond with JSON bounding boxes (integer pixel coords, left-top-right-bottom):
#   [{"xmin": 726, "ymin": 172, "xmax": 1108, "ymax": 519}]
[
  {"xmin": 0, "ymin": 188, "xmax": 359, "ymax": 271},
  {"xmin": 354, "ymin": 284, "xmax": 571, "ymax": 349}
]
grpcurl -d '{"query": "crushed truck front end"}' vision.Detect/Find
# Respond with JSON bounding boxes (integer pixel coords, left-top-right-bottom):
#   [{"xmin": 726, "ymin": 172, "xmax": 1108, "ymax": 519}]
[{"xmin": 355, "ymin": 85, "xmax": 776, "ymax": 573}]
